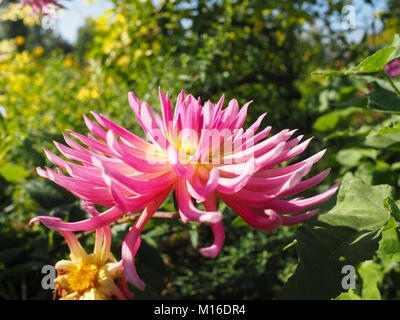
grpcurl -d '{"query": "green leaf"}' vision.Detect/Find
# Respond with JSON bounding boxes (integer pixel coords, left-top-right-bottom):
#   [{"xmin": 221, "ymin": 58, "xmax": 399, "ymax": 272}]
[
  {"xmin": 277, "ymin": 173, "xmax": 394, "ymax": 299},
  {"xmin": 336, "ymin": 148, "xmax": 378, "ymax": 167},
  {"xmin": 367, "ymin": 82, "xmax": 400, "ymax": 113},
  {"xmin": 387, "ymin": 33, "xmax": 400, "ymax": 63},
  {"xmin": 377, "ymin": 215, "xmax": 400, "ymax": 264},
  {"xmin": 325, "ymin": 125, "xmax": 371, "ymax": 140},
  {"xmin": 312, "ymin": 107, "xmax": 363, "ymax": 132},
  {"xmin": 357, "ymin": 260, "xmax": 383, "ymax": 299},
  {"xmin": 313, "ymin": 34, "xmax": 400, "ymax": 78},
  {"xmin": 375, "ymin": 121, "xmax": 400, "ymax": 136},
  {"xmin": 0, "ymin": 163, "xmax": 29, "ymax": 182},
  {"xmin": 355, "ymin": 47, "xmax": 395, "ymax": 74},
  {"xmin": 383, "ymin": 197, "xmax": 400, "ymax": 223},
  {"xmin": 25, "ymin": 180, "xmax": 76, "ymax": 209},
  {"xmin": 335, "ymin": 289, "xmax": 361, "ymax": 300}
]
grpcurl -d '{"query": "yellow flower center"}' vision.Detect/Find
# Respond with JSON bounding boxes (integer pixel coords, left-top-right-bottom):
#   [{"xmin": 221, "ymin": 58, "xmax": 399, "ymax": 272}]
[{"xmin": 68, "ymin": 261, "xmax": 99, "ymax": 292}]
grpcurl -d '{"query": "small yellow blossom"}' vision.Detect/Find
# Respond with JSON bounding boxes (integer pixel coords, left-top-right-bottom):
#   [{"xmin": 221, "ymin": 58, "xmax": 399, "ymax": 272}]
[
  {"xmin": 77, "ymin": 87, "xmax": 91, "ymax": 101},
  {"xmin": 14, "ymin": 35, "xmax": 25, "ymax": 46},
  {"xmin": 63, "ymin": 58, "xmax": 73, "ymax": 67},
  {"xmin": 32, "ymin": 46, "xmax": 44, "ymax": 57},
  {"xmin": 53, "ymin": 220, "xmax": 129, "ymax": 300},
  {"xmin": 91, "ymin": 89, "xmax": 100, "ymax": 99}
]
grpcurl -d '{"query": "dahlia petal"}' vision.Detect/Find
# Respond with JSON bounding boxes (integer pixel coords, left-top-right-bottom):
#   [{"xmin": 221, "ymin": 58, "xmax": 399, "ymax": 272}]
[
  {"xmin": 254, "ymin": 149, "xmax": 326, "ymax": 178},
  {"xmin": 107, "ymin": 130, "xmax": 170, "ymax": 173},
  {"xmin": 42, "ymin": 148, "xmax": 103, "ymax": 185},
  {"xmin": 66, "ymin": 130, "xmax": 113, "ymax": 156},
  {"xmin": 121, "ymin": 195, "xmax": 167, "ymax": 290},
  {"xmin": 158, "ymin": 87, "xmax": 173, "ymax": 128},
  {"xmin": 62, "ymin": 231, "xmax": 87, "ymax": 260},
  {"xmin": 39, "ymin": 167, "xmax": 114, "ymax": 205},
  {"xmin": 83, "ymin": 114, "xmax": 107, "ymax": 141},
  {"xmin": 217, "ymin": 158, "xmax": 255, "ymax": 194},
  {"xmin": 167, "ymin": 145, "xmax": 194, "ymax": 179},
  {"xmin": 186, "ymin": 168, "xmax": 219, "ymax": 202},
  {"xmin": 223, "ymin": 128, "xmax": 290, "ymax": 163},
  {"xmin": 91, "ymin": 111, "xmax": 150, "ymax": 150},
  {"xmin": 198, "ymin": 195, "xmax": 225, "ymax": 258},
  {"xmin": 219, "ymin": 196, "xmax": 282, "ymax": 231},
  {"xmin": 202, "ymin": 100, "xmax": 214, "ymax": 129},
  {"xmin": 279, "ymin": 168, "xmax": 331, "ymax": 198},
  {"xmin": 244, "ymin": 112, "xmax": 267, "ymax": 137},
  {"xmin": 122, "ymin": 235, "xmax": 144, "ymax": 290},
  {"xmin": 245, "ymin": 159, "xmax": 314, "ymax": 191},
  {"xmin": 223, "ymin": 189, "xmax": 276, "ymax": 207},
  {"xmin": 230, "ymin": 100, "xmax": 252, "ymax": 129},
  {"xmin": 253, "ymin": 126, "xmax": 273, "ymax": 144},
  {"xmin": 280, "ymin": 209, "xmax": 319, "ymax": 226},
  {"xmin": 284, "ymin": 133, "xmax": 303, "ymax": 149},
  {"xmin": 198, "ymin": 221, "xmax": 225, "ymax": 258},
  {"xmin": 264, "ymin": 137, "xmax": 313, "ymax": 169},
  {"xmin": 138, "ymin": 102, "xmax": 169, "ymax": 150},
  {"xmin": 175, "ymin": 179, "xmax": 221, "ymax": 223},
  {"xmin": 61, "ymin": 133, "xmax": 90, "ymax": 153},
  {"xmin": 267, "ymin": 183, "xmax": 340, "ymax": 214},
  {"xmin": 173, "ymin": 89, "xmax": 185, "ymax": 125},
  {"xmin": 271, "ymin": 160, "xmax": 313, "ymax": 196},
  {"xmin": 29, "ymin": 206, "xmax": 124, "ymax": 232},
  {"xmin": 53, "ymin": 140, "xmax": 92, "ymax": 165},
  {"xmin": 92, "ymin": 156, "xmax": 175, "ymax": 196},
  {"xmin": 211, "ymin": 94, "xmax": 225, "ymax": 125},
  {"xmin": 216, "ymin": 99, "xmax": 239, "ymax": 129},
  {"xmin": 102, "ymin": 174, "xmax": 160, "ymax": 213}
]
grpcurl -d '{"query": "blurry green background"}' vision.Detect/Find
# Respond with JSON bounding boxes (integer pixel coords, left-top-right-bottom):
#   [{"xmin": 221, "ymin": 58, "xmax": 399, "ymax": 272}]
[{"xmin": 1, "ymin": 0, "xmax": 400, "ymax": 300}]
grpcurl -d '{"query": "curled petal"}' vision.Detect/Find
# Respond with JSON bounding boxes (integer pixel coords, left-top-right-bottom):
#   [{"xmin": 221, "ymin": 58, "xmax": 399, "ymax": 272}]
[
  {"xmin": 121, "ymin": 194, "xmax": 168, "ymax": 290},
  {"xmin": 198, "ymin": 194, "xmax": 225, "ymax": 258},
  {"xmin": 175, "ymin": 179, "xmax": 221, "ymax": 224},
  {"xmin": 29, "ymin": 206, "xmax": 124, "ymax": 232},
  {"xmin": 186, "ymin": 168, "xmax": 219, "ymax": 203}
]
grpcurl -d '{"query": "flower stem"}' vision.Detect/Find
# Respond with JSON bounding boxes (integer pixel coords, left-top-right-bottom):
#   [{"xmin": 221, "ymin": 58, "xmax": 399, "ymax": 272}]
[{"xmin": 382, "ymin": 71, "xmax": 400, "ymax": 97}]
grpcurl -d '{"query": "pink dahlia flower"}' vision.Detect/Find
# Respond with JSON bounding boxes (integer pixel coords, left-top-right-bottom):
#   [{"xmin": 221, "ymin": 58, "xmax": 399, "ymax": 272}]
[
  {"xmin": 385, "ymin": 59, "xmax": 400, "ymax": 77},
  {"xmin": 30, "ymin": 88, "xmax": 339, "ymax": 291}
]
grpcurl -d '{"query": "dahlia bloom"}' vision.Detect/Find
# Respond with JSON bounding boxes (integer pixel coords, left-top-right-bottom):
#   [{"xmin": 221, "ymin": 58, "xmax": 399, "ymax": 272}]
[
  {"xmin": 21, "ymin": 0, "xmax": 64, "ymax": 18},
  {"xmin": 385, "ymin": 59, "xmax": 400, "ymax": 77},
  {"xmin": 30, "ymin": 88, "xmax": 339, "ymax": 292},
  {"xmin": 53, "ymin": 202, "xmax": 132, "ymax": 300}
]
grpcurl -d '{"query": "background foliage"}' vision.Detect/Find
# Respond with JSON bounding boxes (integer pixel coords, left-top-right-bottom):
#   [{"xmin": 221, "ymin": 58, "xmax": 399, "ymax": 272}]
[{"xmin": 1, "ymin": 0, "xmax": 400, "ymax": 300}]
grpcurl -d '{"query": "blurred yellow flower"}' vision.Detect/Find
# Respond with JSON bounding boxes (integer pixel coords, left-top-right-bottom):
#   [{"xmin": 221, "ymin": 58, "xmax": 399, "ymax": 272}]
[
  {"xmin": 275, "ymin": 31, "xmax": 286, "ymax": 44},
  {"xmin": 33, "ymin": 46, "xmax": 44, "ymax": 57},
  {"xmin": 133, "ymin": 49, "xmax": 143, "ymax": 61},
  {"xmin": 14, "ymin": 36, "xmax": 25, "ymax": 46},
  {"xmin": 0, "ymin": 3, "xmax": 36, "ymax": 26},
  {"xmin": 63, "ymin": 58, "xmax": 73, "ymax": 67},
  {"xmin": 116, "ymin": 55, "xmax": 130, "ymax": 67},
  {"xmin": 91, "ymin": 89, "xmax": 100, "ymax": 99},
  {"xmin": 77, "ymin": 87, "xmax": 91, "ymax": 101},
  {"xmin": 0, "ymin": 40, "xmax": 16, "ymax": 60}
]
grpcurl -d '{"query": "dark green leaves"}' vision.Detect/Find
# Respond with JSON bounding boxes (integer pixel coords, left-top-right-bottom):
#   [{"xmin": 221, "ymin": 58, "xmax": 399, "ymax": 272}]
[
  {"xmin": 25, "ymin": 180, "xmax": 76, "ymax": 210},
  {"xmin": 277, "ymin": 173, "xmax": 394, "ymax": 299}
]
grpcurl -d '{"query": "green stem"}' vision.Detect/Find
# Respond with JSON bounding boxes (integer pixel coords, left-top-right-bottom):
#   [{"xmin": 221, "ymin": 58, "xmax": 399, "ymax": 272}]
[{"xmin": 382, "ymin": 71, "xmax": 400, "ymax": 97}]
